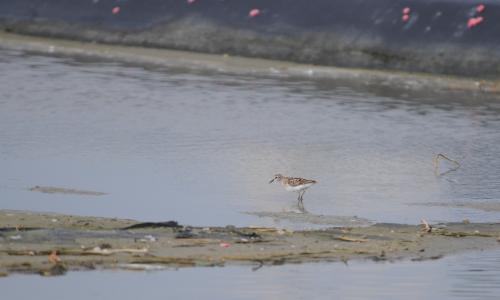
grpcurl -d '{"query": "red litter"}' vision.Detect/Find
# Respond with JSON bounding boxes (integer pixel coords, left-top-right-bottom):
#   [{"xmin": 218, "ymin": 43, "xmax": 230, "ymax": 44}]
[
  {"xmin": 476, "ymin": 4, "xmax": 485, "ymax": 13},
  {"xmin": 402, "ymin": 14, "xmax": 410, "ymax": 22},
  {"xmin": 112, "ymin": 6, "xmax": 120, "ymax": 15},
  {"xmin": 219, "ymin": 242, "xmax": 231, "ymax": 248},
  {"xmin": 467, "ymin": 16, "xmax": 484, "ymax": 28},
  {"xmin": 402, "ymin": 7, "xmax": 410, "ymax": 15},
  {"xmin": 249, "ymin": 8, "xmax": 261, "ymax": 18},
  {"xmin": 187, "ymin": 0, "xmax": 196, "ymax": 4}
]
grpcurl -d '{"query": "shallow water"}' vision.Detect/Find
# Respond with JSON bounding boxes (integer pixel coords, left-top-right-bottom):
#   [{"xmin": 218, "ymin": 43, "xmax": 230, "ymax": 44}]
[
  {"xmin": 1, "ymin": 49, "xmax": 500, "ymax": 228},
  {"xmin": 2, "ymin": 249, "xmax": 500, "ymax": 300}
]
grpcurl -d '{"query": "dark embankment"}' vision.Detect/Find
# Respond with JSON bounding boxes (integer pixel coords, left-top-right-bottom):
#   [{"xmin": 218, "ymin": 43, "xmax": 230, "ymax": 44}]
[{"xmin": 0, "ymin": 0, "xmax": 499, "ymax": 77}]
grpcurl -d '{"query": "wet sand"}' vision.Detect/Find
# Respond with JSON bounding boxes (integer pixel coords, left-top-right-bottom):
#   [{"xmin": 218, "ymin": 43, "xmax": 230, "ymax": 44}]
[{"xmin": 1, "ymin": 210, "xmax": 499, "ymax": 277}]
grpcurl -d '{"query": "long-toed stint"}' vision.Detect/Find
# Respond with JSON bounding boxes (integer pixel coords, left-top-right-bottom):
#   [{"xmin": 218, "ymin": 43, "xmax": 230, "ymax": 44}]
[{"xmin": 269, "ymin": 174, "xmax": 317, "ymax": 207}]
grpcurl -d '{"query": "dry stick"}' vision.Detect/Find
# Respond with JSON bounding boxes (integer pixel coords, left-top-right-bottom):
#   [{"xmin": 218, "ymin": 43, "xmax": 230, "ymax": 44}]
[
  {"xmin": 84, "ymin": 247, "xmax": 148, "ymax": 255},
  {"xmin": 433, "ymin": 153, "xmax": 461, "ymax": 176},
  {"xmin": 420, "ymin": 219, "xmax": 432, "ymax": 233}
]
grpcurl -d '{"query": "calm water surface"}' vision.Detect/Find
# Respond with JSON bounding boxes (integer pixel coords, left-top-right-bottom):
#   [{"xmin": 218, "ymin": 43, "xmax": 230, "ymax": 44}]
[
  {"xmin": 2, "ymin": 48, "xmax": 500, "ymax": 298},
  {"xmin": 2, "ymin": 250, "xmax": 500, "ymax": 300},
  {"xmin": 1, "ymin": 49, "xmax": 500, "ymax": 227}
]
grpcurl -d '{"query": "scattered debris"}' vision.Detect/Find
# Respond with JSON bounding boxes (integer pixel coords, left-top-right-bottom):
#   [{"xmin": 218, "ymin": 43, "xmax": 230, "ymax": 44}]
[
  {"xmin": 411, "ymin": 254, "xmax": 443, "ymax": 262},
  {"xmin": 0, "ymin": 227, "xmax": 38, "ymax": 232},
  {"xmin": 333, "ymin": 236, "xmax": 368, "ymax": 243},
  {"xmin": 402, "ymin": 7, "xmax": 411, "ymax": 22},
  {"xmin": 251, "ymin": 260, "xmax": 264, "ymax": 271},
  {"xmin": 175, "ymin": 230, "xmax": 196, "ymax": 239},
  {"xmin": 2, "ymin": 210, "xmax": 500, "ymax": 276},
  {"xmin": 476, "ymin": 4, "xmax": 485, "ymax": 13},
  {"xmin": 39, "ymin": 264, "xmax": 67, "ymax": 276},
  {"xmin": 117, "ymin": 263, "xmax": 166, "ymax": 271},
  {"xmin": 187, "ymin": 0, "xmax": 196, "ymax": 4},
  {"xmin": 219, "ymin": 242, "xmax": 231, "ymax": 248},
  {"xmin": 112, "ymin": 6, "xmax": 120, "ymax": 15},
  {"xmin": 467, "ymin": 16, "xmax": 484, "ymax": 29},
  {"xmin": 123, "ymin": 221, "xmax": 181, "ymax": 230},
  {"xmin": 433, "ymin": 153, "xmax": 461, "ymax": 176},
  {"xmin": 9, "ymin": 235, "xmax": 22, "ymax": 240},
  {"xmin": 421, "ymin": 219, "xmax": 432, "ymax": 233},
  {"xmin": 249, "ymin": 9, "xmax": 261, "ymax": 18},
  {"xmin": 48, "ymin": 250, "xmax": 61, "ymax": 264},
  {"xmin": 84, "ymin": 246, "xmax": 148, "ymax": 255},
  {"xmin": 99, "ymin": 243, "xmax": 112, "ymax": 249},
  {"xmin": 137, "ymin": 235, "xmax": 157, "ymax": 243},
  {"xmin": 28, "ymin": 186, "xmax": 106, "ymax": 196},
  {"xmin": 434, "ymin": 230, "xmax": 493, "ymax": 238}
]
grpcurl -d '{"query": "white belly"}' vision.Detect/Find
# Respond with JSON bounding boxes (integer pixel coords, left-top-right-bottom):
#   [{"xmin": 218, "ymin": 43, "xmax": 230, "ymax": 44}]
[{"xmin": 285, "ymin": 183, "xmax": 313, "ymax": 192}]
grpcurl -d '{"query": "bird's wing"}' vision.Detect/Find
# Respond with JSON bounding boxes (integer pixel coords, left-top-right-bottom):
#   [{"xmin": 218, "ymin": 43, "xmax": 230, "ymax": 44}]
[{"xmin": 287, "ymin": 177, "xmax": 317, "ymax": 186}]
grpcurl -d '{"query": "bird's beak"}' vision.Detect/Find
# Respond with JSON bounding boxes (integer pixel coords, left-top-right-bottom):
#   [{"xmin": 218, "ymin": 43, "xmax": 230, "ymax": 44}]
[{"xmin": 269, "ymin": 178, "xmax": 275, "ymax": 184}]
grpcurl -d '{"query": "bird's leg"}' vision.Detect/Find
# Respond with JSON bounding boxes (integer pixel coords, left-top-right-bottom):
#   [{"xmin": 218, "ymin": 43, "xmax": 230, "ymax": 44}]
[
  {"xmin": 299, "ymin": 190, "xmax": 306, "ymax": 202},
  {"xmin": 297, "ymin": 197, "xmax": 307, "ymax": 213}
]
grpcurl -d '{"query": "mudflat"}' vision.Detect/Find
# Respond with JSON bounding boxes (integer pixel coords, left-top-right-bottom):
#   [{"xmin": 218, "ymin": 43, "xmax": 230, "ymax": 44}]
[{"xmin": 0, "ymin": 210, "xmax": 499, "ymax": 277}]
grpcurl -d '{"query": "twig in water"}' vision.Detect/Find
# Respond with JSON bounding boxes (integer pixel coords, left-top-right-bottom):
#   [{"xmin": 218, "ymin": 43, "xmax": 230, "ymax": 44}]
[
  {"xmin": 420, "ymin": 219, "xmax": 432, "ymax": 233},
  {"xmin": 433, "ymin": 153, "xmax": 461, "ymax": 176},
  {"xmin": 252, "ymin": 260, "xmax": 264, "ymax": 272}
]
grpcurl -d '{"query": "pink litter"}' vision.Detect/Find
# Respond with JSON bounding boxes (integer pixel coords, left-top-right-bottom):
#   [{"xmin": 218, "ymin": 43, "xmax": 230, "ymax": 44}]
[
  {"xmin": 249, "ymin": 9, "xmax": 261, "ymax": 18},
  {"xmin": 467, "ymin": 16, "xmax": 484, "ymax": 28}
]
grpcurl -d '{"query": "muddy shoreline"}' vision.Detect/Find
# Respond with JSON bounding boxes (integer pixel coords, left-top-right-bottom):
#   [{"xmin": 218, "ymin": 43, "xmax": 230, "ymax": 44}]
[
  {"xmin": 1, "ymin": 210, "xmax": 499, "ymax": 277},
  {"xmin": 2, "ymin": 32, "xmax": 500, "ymax": 95}
]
